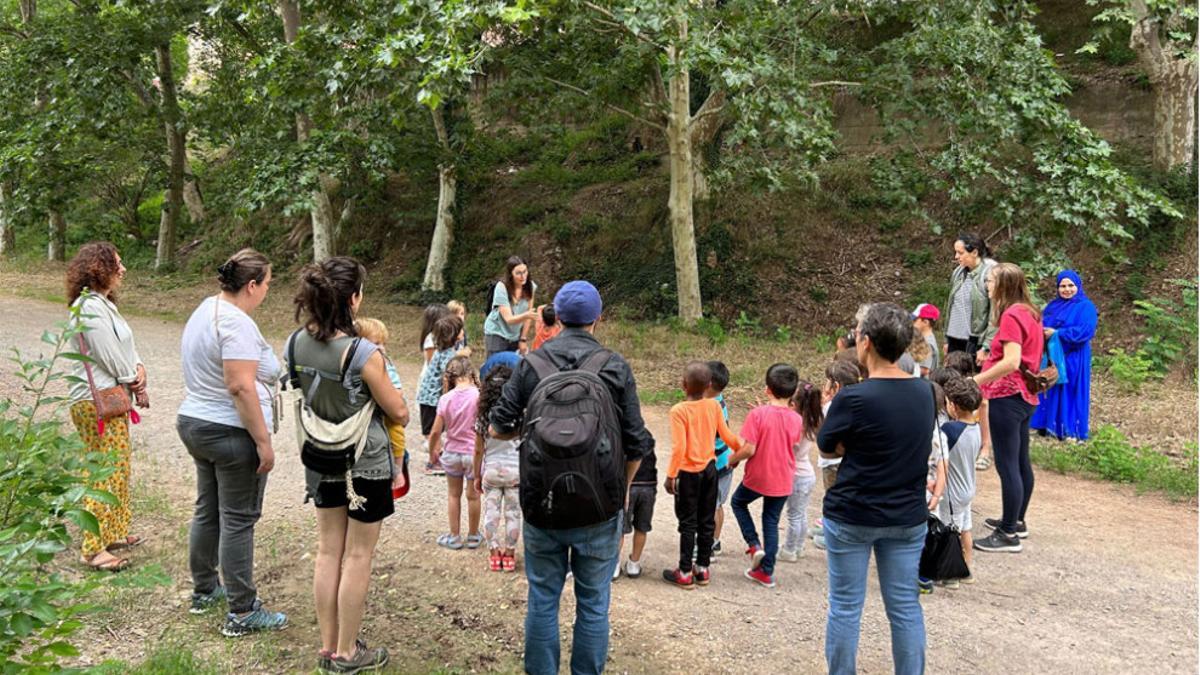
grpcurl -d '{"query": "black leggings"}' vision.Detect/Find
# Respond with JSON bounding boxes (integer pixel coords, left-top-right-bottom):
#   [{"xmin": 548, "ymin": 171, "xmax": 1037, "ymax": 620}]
[{"xmin": 989, "ymin": 394, "xmax": 1035, "ymax": 533}]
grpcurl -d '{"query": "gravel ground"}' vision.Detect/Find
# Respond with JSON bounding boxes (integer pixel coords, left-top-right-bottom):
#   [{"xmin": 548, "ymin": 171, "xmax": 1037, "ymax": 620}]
[{"xmin": 1, "ymin": 294, "xmax": 1195, "ymax": 674}]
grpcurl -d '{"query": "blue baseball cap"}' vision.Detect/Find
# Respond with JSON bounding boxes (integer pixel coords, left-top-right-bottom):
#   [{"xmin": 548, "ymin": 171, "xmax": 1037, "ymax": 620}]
[{"xmin": 554, "ymin": 280, "xmax": 603, "ymax": 325}]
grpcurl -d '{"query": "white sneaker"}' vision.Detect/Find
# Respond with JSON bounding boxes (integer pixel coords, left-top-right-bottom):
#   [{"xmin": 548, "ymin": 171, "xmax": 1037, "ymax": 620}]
[
  {"xmin": 612, "ymin": 564, "xmax": 621, "ymax": 581},
  {"xmin": 778, "ymin": 547, "xmax": 800, "ymax": 563},
  {"xmin": 625, "ymin": 558, "xmax": 642, "ymax": 578}
]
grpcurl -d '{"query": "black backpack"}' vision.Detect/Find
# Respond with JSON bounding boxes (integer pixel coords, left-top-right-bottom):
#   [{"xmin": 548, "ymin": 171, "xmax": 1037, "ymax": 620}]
[
  {"xmin": 484, "ymin": 280, "xmax": 500, "ymax": 315},
  {"xmin": 519, "ymin": 348, "xmax": 625, "ymax": 530}
]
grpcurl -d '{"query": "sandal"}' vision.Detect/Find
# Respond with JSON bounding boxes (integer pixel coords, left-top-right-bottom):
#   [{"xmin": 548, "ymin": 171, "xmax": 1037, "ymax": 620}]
[
  {"xmin": 975, "ymin": 455, "xmax": 992, "ymax": 471},
  {"xmin": 107, "ymin": 535, "xmax": 144, "ymax": 551},
  {"xmin": 436, "ymin": 534, "xmax": 464, "ymax": 550},
  {"xmin": 82, "ymin": 551, "xmax": 129, "ymax": 572},
  {"xmin": 465, "ymin": 534, "xmax": 484, "ymax": 550},
  {"xmin": 489, "ymin": 550, "xmax": 503, "ymax": 572},
  {"xmin": 502, "ymin": 552, "xmax": 517, "ymax": 573}
]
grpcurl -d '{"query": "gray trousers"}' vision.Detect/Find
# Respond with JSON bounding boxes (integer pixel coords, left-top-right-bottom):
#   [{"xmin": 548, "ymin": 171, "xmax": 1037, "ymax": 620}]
[{"xmin": 176, "ymin": 415, "xmax": 267, "ymax": 614}]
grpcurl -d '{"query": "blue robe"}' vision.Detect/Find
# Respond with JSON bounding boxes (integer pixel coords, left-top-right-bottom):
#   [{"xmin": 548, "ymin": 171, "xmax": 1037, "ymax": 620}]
[{"xmin": 1031, "ymin": 270, "xmax": 1097, "ymax": 440}]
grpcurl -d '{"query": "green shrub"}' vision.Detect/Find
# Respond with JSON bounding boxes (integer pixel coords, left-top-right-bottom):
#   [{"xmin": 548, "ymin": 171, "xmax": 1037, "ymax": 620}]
[
  {"xmin": 1133, "ymin": 278, "xmax": 1199, "ymax": 376},
  {"xmin": 1032, "ymin": 425, "xmax": 1198, "ymax": 499},
  {"xmin": 0, "ymin": 313, "xmax": 122, "ymax": 669},
  {"xmin": 1102, "ymin": 347, "xmax": 1156, "ymax": 392},
  {"xmin": 692, "ymin": 316, "xmax": 728, "ymax": 347}
]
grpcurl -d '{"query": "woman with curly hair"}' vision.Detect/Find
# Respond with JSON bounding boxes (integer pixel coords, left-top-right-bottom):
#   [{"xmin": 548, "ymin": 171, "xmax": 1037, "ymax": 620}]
[{"xmin": 65, "ymin": 242, "xmax": 149, "ymax": 571}]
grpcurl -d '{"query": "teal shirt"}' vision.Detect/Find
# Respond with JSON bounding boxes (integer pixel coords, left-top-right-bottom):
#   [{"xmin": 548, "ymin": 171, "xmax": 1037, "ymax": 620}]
[
  {"xmin": 483, "ymin": 281, "xmax": 537, "ymax": 342},
  {"xmin": 714, "ymin": 394, "xmax": 732, "ymax": 472}
]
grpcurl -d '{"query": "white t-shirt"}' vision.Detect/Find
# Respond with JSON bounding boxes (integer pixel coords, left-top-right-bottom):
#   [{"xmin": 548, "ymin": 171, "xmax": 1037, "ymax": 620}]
[
  {"xmin": 816, "ymin": 401, "xmax": 841, "ymax": 469},
  {"xmin": 418, "ymin": 332, "xmax": 435, "ymax": 385},
  {"xmin": 179, "ymin": 296, "xmax": 281, "ymax": 429}
]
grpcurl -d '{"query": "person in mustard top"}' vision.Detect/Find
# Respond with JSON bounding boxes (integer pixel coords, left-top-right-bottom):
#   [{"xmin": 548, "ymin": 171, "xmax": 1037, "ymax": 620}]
[{"xmin": 662, "ymin": 361, "xmax": 742, "ymax": 589}]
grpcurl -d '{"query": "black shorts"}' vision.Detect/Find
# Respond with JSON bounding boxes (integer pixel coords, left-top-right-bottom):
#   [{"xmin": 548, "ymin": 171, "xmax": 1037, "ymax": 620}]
[
  {"xmin": 624, "ymin": 485, "xmax": 656, "ymax": 534},
  {"xmin": 420, "ymin": 404, "xmax": 438, "ymax": 437},
  {"xmin": 313, "ymin": 477, "xmax": 394, "ymax": 523}
]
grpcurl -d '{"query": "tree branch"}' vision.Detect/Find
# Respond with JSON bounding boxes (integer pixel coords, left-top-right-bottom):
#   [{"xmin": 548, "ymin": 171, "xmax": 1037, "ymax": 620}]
[
  {"xmin": 810, "ymin": 80, "xmax": 863, "ymax": 88},
  {"xmin": 120, "ymin": 70, "xmax": 156, "ymax": 108},
  {"xmin": 581, "ymin": 1, "xmax": 666, "ymax": 50},
  {"xmin": 544, "ymin": 76, "xmax": 666, "ymax": 131}
]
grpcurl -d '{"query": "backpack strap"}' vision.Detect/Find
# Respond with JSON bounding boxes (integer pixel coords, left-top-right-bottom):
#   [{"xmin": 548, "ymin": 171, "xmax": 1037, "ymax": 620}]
[
  {"xmin": 578, "ymin": 349, "xmax": 612, "ymax": 376},
  {"xmin": 525, "ymin": 349, "xmax": 560, "ymax": 381}
]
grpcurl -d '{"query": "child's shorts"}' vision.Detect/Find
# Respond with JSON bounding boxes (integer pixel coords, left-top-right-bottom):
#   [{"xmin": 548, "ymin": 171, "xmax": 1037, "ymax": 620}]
[
  {"xmin": 623, "ymin": 485, "xmax": 656, "ymax": 534},
  {"xmin": 419, "ymin": 404, "xmax": 438, "ymax": 437},
  {"xmin": 936, "ymin": 500, "xmax": 972, "ymax": 531},
  {"xmin": 440, "ymin": 451, "xmax": 475, "ymax": 480},
  {"xmin": 821, "ymin": 464, "xmax": 840, "ymax": 491},
  {"xmin": 716, "ymin": 469, "xmax": 734, "ymax": 507}
]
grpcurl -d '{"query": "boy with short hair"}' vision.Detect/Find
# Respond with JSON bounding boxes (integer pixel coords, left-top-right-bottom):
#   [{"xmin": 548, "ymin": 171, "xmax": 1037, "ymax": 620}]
[
  {"xmin": 706, "ymin": 360, "xmax": 733, "ymax": 556},
  {"xmin": 729, "ymin": 363, "xmax": 804, "ymax": 588},
  {"xmin": 912, "ymin": 303, "xmax": 941, "ymax": 376},
  {"xmin": 663, "ymin": 362, "xmax": 742, "ymax": 589},
  {"xmin": 936, "ymin": 376, "xmax": 983, "ymax": 588}
]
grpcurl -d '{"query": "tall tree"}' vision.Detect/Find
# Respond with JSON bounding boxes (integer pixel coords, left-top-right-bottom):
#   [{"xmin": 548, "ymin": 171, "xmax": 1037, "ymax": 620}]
[
  {"xmin": 1086, "ymin": 0, "xmax": 1198, "ymax": 172},
  {"xmin": 155, "ymin": 41, "xmax": 186, "ymax": 269},
  {"xmin": 278, "ymin": 0, "xmax": 338, "ymax": 261}
]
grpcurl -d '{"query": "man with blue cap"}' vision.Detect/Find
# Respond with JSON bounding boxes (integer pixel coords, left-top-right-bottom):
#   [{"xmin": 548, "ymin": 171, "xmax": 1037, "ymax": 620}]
[{"xmin": 490, "ymin": 280, "xmax": 654, "ymax": 675}]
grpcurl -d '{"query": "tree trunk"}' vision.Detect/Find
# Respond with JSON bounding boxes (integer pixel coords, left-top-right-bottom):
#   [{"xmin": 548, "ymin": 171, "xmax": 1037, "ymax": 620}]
[
  {"xmin": 155, "ymin": 42, "xmax": 185, "ymax": 270},
  {"xmin": 665, "ymin": 16, "xmax": 702, "ymax": 323},
  {"xmin": 688, "ymin": 90, "xmax": 725, "ymax": 202},
  {"xmin": 183, "ymin": 157, "xmax": 205, "ymax": 225},
  {"xmin": 47, "ymin": 210, "xmax": 65, "ymax": 262},
  {"xmin": 1131, "ymin": 8, "xmax": 1199, "ymax": 173},
  {"xmin": 1148, "ymin": 61, "xmax": 1197, "ymax": 173},
  {"xmin": 279, "ymin": 0, "xmax": 336, "ymax": 261},
  {"xmin": 422, "ymin": 107, "xmax": 456, "ymax": 293},
  {"xmin": 0, "ymin": 182, "xmax": 13, "ymax": 257}
]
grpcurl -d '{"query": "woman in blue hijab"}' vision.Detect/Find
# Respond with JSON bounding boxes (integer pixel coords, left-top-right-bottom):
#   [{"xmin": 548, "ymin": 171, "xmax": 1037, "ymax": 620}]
[{"xmin": 1031, "ymin": 270, "xmax": 1098, "ymax": 441}]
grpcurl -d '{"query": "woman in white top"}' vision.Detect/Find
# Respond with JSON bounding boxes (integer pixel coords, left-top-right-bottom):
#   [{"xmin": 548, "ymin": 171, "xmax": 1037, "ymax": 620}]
[
  {"xmin": 176, "ymin": 249, "xmax": 287, "ymax": 637},
  {"xmin": 66, "ymin": 242, "xmax": 149, "ymax": 571}
]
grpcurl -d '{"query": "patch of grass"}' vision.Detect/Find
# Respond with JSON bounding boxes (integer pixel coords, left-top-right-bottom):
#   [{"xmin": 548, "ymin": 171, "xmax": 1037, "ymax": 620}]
[
  {"xmin": 94, "ymin": 644, "xmax": 224, "ymax": 674},
  {"xmin": 640, "ymin": 388, "xmax": 684, "ymax": 406},
  {"xmin": 1031, "ymin": 425, "xmax": 1198, "ymax": 500}
]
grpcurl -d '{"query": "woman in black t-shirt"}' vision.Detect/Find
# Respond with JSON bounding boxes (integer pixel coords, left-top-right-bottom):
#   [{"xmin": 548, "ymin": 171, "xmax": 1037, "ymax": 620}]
[{"xmin": 817, "ymin": 302, "xmax": 933, "ymax": 675}]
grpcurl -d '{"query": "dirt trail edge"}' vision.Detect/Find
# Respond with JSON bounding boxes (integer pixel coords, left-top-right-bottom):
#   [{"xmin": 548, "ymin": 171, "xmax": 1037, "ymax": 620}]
[{"xmin": 1, "ymin": 296, "xmax": 1194, "ymax": 674}]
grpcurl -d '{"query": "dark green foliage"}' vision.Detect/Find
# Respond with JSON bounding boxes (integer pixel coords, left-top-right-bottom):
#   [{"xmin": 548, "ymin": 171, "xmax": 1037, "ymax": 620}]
[{"xmin": 1033, "ymin": 425, "xmax": 1199, "ymax": 499}]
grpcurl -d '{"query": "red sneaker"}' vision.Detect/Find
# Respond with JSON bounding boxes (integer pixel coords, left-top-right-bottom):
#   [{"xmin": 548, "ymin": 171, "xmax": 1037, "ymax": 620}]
[
  {"xmin": 744, "ymin": 568, "xmax": 775, "ymax": 588},
  {"xmin": 746, "ymin": 545, "xmax": 766, "ymax": 570},
  {"xmin": 661, "ymin": 568, "xmax": 694, "ymax": 589},
  {"xmin": 693, "ymin": 566, "xmax": 711, "ymax": 586}
]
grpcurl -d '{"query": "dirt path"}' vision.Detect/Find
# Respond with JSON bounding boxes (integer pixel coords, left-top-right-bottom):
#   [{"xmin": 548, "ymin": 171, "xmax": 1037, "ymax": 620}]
[{"xmin": 1, "ymin": 295, "xmax": 1195, "ymax": 674}]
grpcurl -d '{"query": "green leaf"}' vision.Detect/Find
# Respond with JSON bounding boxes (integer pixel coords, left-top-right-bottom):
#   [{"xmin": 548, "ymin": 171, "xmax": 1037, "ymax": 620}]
[{"xmin": 65, "ymin": 509, "xmax": 100, "ymax": 536}]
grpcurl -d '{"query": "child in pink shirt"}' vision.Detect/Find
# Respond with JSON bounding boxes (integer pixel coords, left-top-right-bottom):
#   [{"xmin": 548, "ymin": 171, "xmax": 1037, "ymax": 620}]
[
  {"xmin": 729, "ymin": 363, "xmax": 805, "ymax": 588},
  {"xmin": 429, "ymin": 356, "xmax": 482, "ymax": 550}
]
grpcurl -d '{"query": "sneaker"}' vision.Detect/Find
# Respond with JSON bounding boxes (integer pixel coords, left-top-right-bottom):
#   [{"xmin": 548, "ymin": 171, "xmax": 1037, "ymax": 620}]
[
  {"xmin": 324, "ymin": 643, "xmax": 389, "ymax": 674},
  {"xmin": 662, "ymin": 568, "xmax": 694, "ymax": 589},
  {"xmin": 961, "ymin": 574, "xmax": 976, "ymax": 585},
  {"xmin": 744, "ymin": 568, "xmax": 775, "ymax": 588},
  {"xmin": 939, "ymin": 579, "xmax": 961, "ymax": 590},
  {"xmin": 612, "ymin": 563, "xmax": 621, "ymax": 581},
  {"xmin": 811, "ymin": 518, "xmax": 824, "ymax": 537},
  {"xmin": 812, "ymin": 535, "xmax": 827, "ymax": 551},
  {"xmin": 711, "ymin": 540, "xmax": 722, "ymax": 556},
  {"xmin": 984, "ymin": 518, "xmax": 1028, "ymax": 539},
  {"xmin": 319, "ymin": 640, "xmax": 363, "ymax": 673},
  {"xmin": 693, "ymin": 566, "xmax": 711, "ymax": 586},
  {"xmin": 918, "ymin": 578, "xmax": 935, "ymax": 595},
  {"xmin": 624, "ymin": 557, "xmax": 642, "ymax": 578},
  {"xmin": 777, "ymin": 547, "xmax": 800, "ymax": 563},
  {"xmin": 974, "ymin": 529, "xmax": 1022, "ymax": 553},
  {"xmin": 221, "ymin": 599, "xmax": 288, "ymax": 637},
  {"xmin": 190, "ymin": 586, "xmax": 227, "ymax": 614},
  {"xmin": 746, "ymin": 545, "xmax": 765, "ymax": 570}
]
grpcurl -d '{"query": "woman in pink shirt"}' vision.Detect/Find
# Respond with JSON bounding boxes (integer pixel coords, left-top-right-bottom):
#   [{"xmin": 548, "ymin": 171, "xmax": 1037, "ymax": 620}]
[{"xmin": 973, "ymin": 263, "xmax": 1044, "ymax": 554}]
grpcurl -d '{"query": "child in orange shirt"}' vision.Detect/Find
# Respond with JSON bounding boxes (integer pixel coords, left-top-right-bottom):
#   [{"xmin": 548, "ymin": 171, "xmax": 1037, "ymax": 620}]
[
  {"xmin": 663, "ymin": 361, "xmax": 742, "ymax": 589},
  {"xmin": 531, "ymin": 304, "xmax": 561, "ymax": 350}
]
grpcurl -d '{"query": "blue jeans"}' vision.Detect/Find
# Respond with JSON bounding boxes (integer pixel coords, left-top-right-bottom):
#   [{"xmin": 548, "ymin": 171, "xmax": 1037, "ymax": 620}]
[
  {"xmin": 824, "ymin": 518, "xmax": 928, "ymax": 675},
  {"xmin": 729, "ymin": 483, "xmax": 787, "ymax": 576},
  {"xmin": 523, "ymin": 514, "xmax": 622, "ymax": 675}
]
